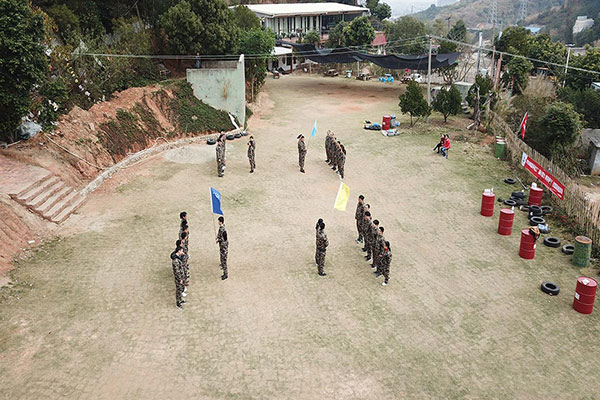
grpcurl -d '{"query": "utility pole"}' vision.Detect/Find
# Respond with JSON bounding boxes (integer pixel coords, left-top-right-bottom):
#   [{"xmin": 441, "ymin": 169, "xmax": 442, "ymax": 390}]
[
  {"xmin": 476, "ymin": 31, "xmax": 483, "ymax": 75},
  {"xmin": 427, "ymin": 36, "xmax": 433, "ymax": 107},
  {"xmin": 563, "ymin": 43, "xmax": 574, "ymax": 87},
  {"xmin": 518, "ymin": 0, "xmax": 528, "ymax": 24}
]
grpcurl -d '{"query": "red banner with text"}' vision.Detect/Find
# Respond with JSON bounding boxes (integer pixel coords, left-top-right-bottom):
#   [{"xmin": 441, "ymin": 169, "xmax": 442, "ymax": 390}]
[{"xmin": 521, "ymin": 153, "xmax": 565, "ymax": 200}]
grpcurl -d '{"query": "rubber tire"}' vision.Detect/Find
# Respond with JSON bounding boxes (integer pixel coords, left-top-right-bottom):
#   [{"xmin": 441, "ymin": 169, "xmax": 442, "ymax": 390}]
[
  {"xmin": 529, "ymin": 216, "xmax": 546, "ymax": 226},
  {"xmin": 541, "ymin": 281, "xmax": 560, "ymax": 296},
  {"xmin": 529, "ymin": 205, "xmax": 543, "ymax": 216},
  {"xmin": 541, "ymin": 206, "xmax": 553, "ymax": 215},
  {"xmin": 511, "ymin": 191, "xmax": 526, "ymax": 199},
  {"xmin": 241, "ymin": 131, "xmax": 249, "ymax": 136},
  {"xmin": 226, "ymin": 134, "xmax": 235, "ymax": 140},
  {"xmin": 207, "ymin": 138, "xmax": 216, "ymax": 145},
  {"xmin": 234, "ymin": 133, "xmax": 242, "ymax": 138},
  {"xmin": 562, "ymin": 244, "xmax": 575, "ymax": 255},
  {"xmin": 504, "ymin": 178, "xmax": 516, "ymax": 184},
  {"xmin": 543, "ymin": 236, "xmax": 561, "ymax": 248},
  {"xmin": 504, "ymin": 199, "xmax": 517, "ymax": 207}
]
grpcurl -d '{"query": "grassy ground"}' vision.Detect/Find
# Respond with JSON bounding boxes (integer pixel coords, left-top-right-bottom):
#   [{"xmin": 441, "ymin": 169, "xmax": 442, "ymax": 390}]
[{"xmin": 1, "ymin": 75, "xmax": 599, "ymax": 399}]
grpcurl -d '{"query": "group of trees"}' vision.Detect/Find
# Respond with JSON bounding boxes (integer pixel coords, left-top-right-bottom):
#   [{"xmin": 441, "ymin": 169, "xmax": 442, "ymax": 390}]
[{"xmin": 1, "ymin": 0, "xmax": 276, "ymax": 143}]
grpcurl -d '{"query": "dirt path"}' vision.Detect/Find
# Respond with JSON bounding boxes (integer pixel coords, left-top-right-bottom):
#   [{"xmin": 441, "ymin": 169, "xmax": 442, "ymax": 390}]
[{"xmin": 1, "ymin": 75, "xmax": 599, "ymax": 399}]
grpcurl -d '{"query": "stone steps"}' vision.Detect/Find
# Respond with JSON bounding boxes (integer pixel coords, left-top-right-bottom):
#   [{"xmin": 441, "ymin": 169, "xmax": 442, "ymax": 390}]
[{"xmin": 9, "ymin": 175, "xmax": 86, "ymax": 224}]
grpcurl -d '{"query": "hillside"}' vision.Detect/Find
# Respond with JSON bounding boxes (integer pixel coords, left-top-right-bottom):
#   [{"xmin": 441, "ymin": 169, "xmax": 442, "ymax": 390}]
[
  {"xmin": 525, "ymin": 0, "xmax": 600, "ymax": 42},
  {"xmin": 414, "ymin": 0, "xmax": 562, "ymax": 28}
]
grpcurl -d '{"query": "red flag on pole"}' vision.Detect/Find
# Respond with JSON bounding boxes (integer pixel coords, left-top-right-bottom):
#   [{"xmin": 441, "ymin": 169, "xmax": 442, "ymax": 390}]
[{"xmin": 520, "ymin": 112, "xmax": 528, "ymax": 139}]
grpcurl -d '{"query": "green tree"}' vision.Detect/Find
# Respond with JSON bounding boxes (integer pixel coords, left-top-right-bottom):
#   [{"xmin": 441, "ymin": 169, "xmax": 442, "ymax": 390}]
[
  {"xmin": 343, "ymin": 16, "xmax": 375, "ymax": 48},
  {"xmin": 466, "ymin": 74, "xmax": 494, "ymax": 127},
  {"xmin": 0, "ymin": 0, "xmax": 47, "ymax": 143},
  {"xmin": 527, "ymin": 33, "xmax": 566, "ymax": 70},
  {"xmin": 232, "ymin": 5, "xmax": 260, "ymax": 30},
  {"xmin": 239, "ymin": 29, "xmax": 275, "ymax": 102},
  {"xmin": 558, "ymin": 87, "xmax": 600, "ymax": 129},
  {"xmin": 303, "ymin": 30, "xmax": 321, "ymax": 47},
  {"xmin": 325, "ymin": 21, "xmax": 347, "ymax": 48},
  {"xmin": 384, "ymin": 16, "xmax": 427, "ymax": 54},
  {"xmin": 432, "ymin": 85, "xmax": 462, "ymax": 123},
  {"xmin": 494, "ymin": 26, "xmax": 530, "ymax": 59},
  {"xmin": 399, "ymin": 80, "xmax": 431, "ymax": 126},
  {"xmin": 373, "ymin": 3, "xmax": 391, "ymax": 21},
  {"xmin": 46, "ymin": 4, "xmax": 80, "ymax": 44},
  {"xmin": 111, "ymin": 17, "xmax": 157, "ymax": 88},
  {"xmin": 527, "ymin": 102, "xmax": 582, "ymax": 160},
  {"xmin": 160, "ymin": 0, "xmax": 238, "ymax": 56},
  {"xmin": 502, "ymin": 57, "xmax": 533, "ymax": 96},
  {"xmin": 566, "ymin": 47, "xmax": 600, "ymax": 90}
]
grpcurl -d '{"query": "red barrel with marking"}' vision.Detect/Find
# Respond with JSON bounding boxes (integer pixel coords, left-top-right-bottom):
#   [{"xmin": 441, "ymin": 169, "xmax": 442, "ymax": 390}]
[
  {"xmin": 480, "ymin": 192, "xmax": 495, "ymax": 217},
  {"xmin": 573, "ymin": 276, "xmax": 597, "ymax": 314},
  {"xmin": 529, "ymin": 186, "xmax": 543, "ymax": 206},
  {"xmin": 382, "ymin": 115, "xmax": 391, "ymax": 130},
  {"xmin": 498, "ymin": 208, "xmax": 515, "ymax": 235},
  {"xmin": 519, "ymin": 229, "xmax": 536, "ymax": 259}
]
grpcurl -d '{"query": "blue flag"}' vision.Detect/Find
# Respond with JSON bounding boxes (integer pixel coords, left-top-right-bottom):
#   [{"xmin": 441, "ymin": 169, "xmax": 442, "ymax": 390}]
[
  {"xmin": 311, "ymin": 120, "xmax": 317, "ymax": 137},
  {"xmin": 210, "ymin": 187, "xmax": 223, "ymax": 215}
]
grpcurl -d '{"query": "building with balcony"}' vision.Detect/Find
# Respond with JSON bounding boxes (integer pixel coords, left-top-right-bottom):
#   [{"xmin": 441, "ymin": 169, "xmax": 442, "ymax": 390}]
[{"xmin": 243, "ymin": 3, "xmax": 369, "ymax": 37}]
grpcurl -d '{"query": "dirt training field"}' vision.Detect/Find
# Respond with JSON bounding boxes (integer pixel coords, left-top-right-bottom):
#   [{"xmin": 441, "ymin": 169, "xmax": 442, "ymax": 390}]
[{"xmin": 1, "ymin": 75, "xmax": 599, "ymax": 399}]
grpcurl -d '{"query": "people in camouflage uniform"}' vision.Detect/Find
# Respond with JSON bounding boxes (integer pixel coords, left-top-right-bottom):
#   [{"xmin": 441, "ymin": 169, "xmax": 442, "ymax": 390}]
[
  {"xmin": 365, "ymin": 219, "xmax": 379, "ymax": 262},
  {"xmin": 372, "ymin": 226, "xmax": 385, "ymax": 276},
  {"xmin": 171, "ymin": 247, "xmax": 185, "ymax": 309},
  {"xmin": 355, "ymin": 195, "xmax": 365, "ymax": 243},
  {"xmin": 380, "ymin": 241, "xmax": 392, "ymax": 286},
  {"xmin": 337, "ymin": 142, "xmax": 346, "ymax": 179},
  {"xmin": 315, "ymin": 220, "xmax": 329, "ymax": 276},
  {"xmin": 297, "ymin": 134, "xmax": 306, "ymax": 173},
  {"xmin": 216, "ymin": 216, "xmax": 228, "ymax": 280},
  {"xmin": 247, "ymin": 136, "xmax": 256, "ymax": 173},
  {"xmin": 180, "ymin": 231, "xmax": 190, "ymax": 287},
  {"xmin": 361, "ymin": 211, "xmax": 372, "ymax": 254},
  {"xmin": 216, "ymin": 134, "xmax": 226, "ymax": 177}
]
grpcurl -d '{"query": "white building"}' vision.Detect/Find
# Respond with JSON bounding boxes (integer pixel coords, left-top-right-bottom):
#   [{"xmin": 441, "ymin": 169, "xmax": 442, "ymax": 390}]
[
  {"xmin": 573, "ymin": 16, "xmax": 595, "ymax": 35},
  {"xmin": 243, "ymin": 3, "xmax": 369, "ymax": 37}
]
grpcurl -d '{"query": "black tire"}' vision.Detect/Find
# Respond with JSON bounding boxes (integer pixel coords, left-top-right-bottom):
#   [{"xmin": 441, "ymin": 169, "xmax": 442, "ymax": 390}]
[
  {"xmin": 543, "ymin": 236, "xmax": 561, "ymax": 248},
  {"xmin": 529, "ymin": 216, "xmax": 546, "ymax": 226},
  {"xmin": 541, "ymin": 206, "xmax": 553, "ymax": 215},
  {"xmin": 226, "ymin": 134, "xmax": 235, "ymax": 140},
  {"xmin": 504, "ymin": 199, "xmax": 517, "ymax": 207},
  {"xmin": 529, "ymin": 205, "xmax": 543, "ymax": 216},
  {"xmin": 541, "ymin": 281, "xmax": 560, "ymax": 296},
  {"xmin": 207, "ymin": 138, "xmax": 216, "ymax": 145},
  {"xmin": 562, "ymin": 244, "xmax": 575, "ymax": 255},
  {"xmin": 234, "ymin": 133, "xmax": 242, "ymax": 138},
  {"xmin": 241, "ymin": 131, "xmax": 249, "ymax": 136},
  {"xmin": 511, "ymin": 191, "xmax": 526, "ymax": 199},
  {"xmin": 497, "ymin": 198, "xmax": 504, "ymax": 203},
  {"xmin": 504, "ymin": 178, "xmax": 516, "ymax": 184},
  {"xmin": 517, "ymin": 199, "xmax": 529, "ymax": 206}
]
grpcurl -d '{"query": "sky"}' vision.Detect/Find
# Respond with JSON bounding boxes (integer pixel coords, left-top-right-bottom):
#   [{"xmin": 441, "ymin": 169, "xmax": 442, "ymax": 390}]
[{"xmin": 386, "ymin": 0, "xmax": 437, "ymax": 17}]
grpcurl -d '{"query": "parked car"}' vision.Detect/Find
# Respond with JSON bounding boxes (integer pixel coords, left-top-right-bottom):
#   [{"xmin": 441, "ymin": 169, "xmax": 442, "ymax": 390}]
[
  {"xmin": 408, "ymin": 73, "xmax": 425, "ymax": 83},
  {"xmin": 324, "ymin": 69, "xmax": 339, "ymax": 77}
]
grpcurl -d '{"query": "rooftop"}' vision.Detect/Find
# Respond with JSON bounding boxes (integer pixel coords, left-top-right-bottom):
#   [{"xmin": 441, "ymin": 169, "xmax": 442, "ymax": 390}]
[
  {"xmin": 372, "ymin": 33, "xmax": 387, "ymax": 46},
  {"xmin": 243, "ymin": 3, "xmax": 369, "ymax": 17}
]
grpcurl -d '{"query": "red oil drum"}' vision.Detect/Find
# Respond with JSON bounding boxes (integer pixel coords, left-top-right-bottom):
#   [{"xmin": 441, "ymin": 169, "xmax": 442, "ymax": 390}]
[
  {"xmin": 498, "ymin": 208, "xmax": 515, "ymax": 235},
  {"xmin": 519, "ymin": 229, "xmax": 536, "ymax": 259},
  {"xmin": 529, "ymin": 186, "xmax": 543, "ymax": 206},
  {"xmin": 480, "ymin": 191, "xmax": 495, "ymax": 217},
  {"xmin": 382, "ymin": 115, "xmax": 391, "ymax": 130},
  {"xmin": 573, "ymin": 276, "xmax": 597, "ymax": 314}
]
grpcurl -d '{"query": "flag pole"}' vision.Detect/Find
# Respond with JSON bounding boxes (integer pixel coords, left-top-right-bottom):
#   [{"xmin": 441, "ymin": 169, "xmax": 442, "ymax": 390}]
[
  {"xmin": 210, "ymin": 187, "xmax": 217, "ymax": 242},
  {"xmin": 333, "ymin": 181, "xmax": 343, "ymax": 209}
]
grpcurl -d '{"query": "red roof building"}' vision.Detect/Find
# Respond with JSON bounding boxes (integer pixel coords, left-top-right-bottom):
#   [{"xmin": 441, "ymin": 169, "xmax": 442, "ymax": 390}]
[{"xmin": 372, "ymin": 33, "xmax": 386, "ymax": 54}]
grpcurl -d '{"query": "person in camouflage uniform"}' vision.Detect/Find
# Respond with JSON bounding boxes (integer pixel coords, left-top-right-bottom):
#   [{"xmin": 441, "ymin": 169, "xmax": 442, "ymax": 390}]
[
  {"xmin": 216, "ymin": 216, "xmax": 228, "ymax": 280},
  {"xmin": 330, "ymin": 137, "xmax": 339, "ymax": 171},
  {"xmin": 373, "ymin": 226, "xmax": 386, "ymax": 276},
  {"xmin": 380, "ymin": 241, "xmax": 392, "ymax": 286},
  {"xmin": 216, "ymin": 135, "xmax": 225, "ymax": 177},
  {"xmin": 355, "ymin": 195, "xmax": 365, "ymax": 243},
  {"xmin": 247, "ymin": 136, "xmax": 256, "ymax": 173},
  {"xmin": 171, "ymin": 247, "xmax": 186, "ymax": 309},
  {"xmin": 361, "ymin": 205, "xmax": 371, "ymax": 251},
  {"xmin": 325, "ymin": 130, "xmax": 332, "ymax": 164},
  {"xmin": 365, "ymin": 219, "xmax": 379, "ymax": 262},
  {"xmin": 361, "ymin": 211, "xmax": 372, "ymax": 254},
  {"xmin": 297, "ymin": 134, "xmax": 307, "ymax": 173},
  {"xmin": 180, "ymin": 231, "xmax": 190, "ymax": 287},
  {"xmin": 315, "ymin": 220, "xmax": 329, "ymax": 276},
  {"xmin": 337, "ymin": 142, "xmax": 346, "ymax": 179}
]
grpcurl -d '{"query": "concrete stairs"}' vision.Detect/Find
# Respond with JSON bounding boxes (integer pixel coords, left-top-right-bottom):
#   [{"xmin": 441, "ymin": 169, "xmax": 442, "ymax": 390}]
[{"xmin": 10, "ymin": 174, "xmax": 86, "ymax": 224}]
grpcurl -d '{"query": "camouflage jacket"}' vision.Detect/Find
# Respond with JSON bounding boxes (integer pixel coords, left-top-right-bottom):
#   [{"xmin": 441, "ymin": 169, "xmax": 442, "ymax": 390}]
[
  {"xmin": 375, "ymin": 235, "xmax": 386, "ymax": 257},
  {"xmin": 172, "ymin": 256, "xmax": 185, "ymax": 281},
  {"xmin": 316, "ymin": 229, "xmax": 329, "ymax": 251},
  {"xmin": 355, "ymin": 202, "xmax": 364, "ymax": 221},
  {"xmin": 380, "ymin": 249, "xmax": 392, "ymax": 269},
  {"xmin": 217, "ymin": 225, "xmax": 228, "ymax": 245},
  {"xmin": 367, "ymin": 223, "xmax": 378, "ymax": 244},
  {"xmin": 298, "ymin": 140, "xmax": 306, "ymax": 154}
]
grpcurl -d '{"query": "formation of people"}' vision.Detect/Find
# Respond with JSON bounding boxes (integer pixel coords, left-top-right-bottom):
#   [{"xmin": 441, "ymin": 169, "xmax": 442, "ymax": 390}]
[
  {"xmin": 324, "ymin": 130, "xmax": 346, "ymax": 179},
  {"xmin": 216, "ymin": 132, "xmax": 256, "ymax": 177},
  {"xmin": 170, "ymin": 211, "xmax": 229, "ymax": 309},
  {"xmin": 314, "ymin": 195, "xmax": 393, "ymax": 286}
]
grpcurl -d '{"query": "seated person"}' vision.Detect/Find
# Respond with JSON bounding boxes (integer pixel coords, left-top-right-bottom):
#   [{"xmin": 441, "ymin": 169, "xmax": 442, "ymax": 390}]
[
  {"xmin": 433, "ymin": 135, "xmax": 445, "ymax": 153},
  {"xmin": 440, "ymin": 136, "xmax": 451, "ymax": 159}
]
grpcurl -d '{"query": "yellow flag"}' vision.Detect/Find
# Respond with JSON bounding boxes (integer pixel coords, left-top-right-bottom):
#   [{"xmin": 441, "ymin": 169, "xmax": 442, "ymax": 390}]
[{"xmin": 334, "ymin": 182, "xmax": 350, "ymax": 211}]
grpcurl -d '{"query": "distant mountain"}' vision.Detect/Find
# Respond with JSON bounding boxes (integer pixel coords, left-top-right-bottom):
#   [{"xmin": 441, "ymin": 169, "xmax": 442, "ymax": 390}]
[
  {"xmin": 525, "ymin": 0, "xmax": 600, "ymax": 42},
  {"xmin": 413, "ymin": 0, "xmax": 563, "ymax": 29}
]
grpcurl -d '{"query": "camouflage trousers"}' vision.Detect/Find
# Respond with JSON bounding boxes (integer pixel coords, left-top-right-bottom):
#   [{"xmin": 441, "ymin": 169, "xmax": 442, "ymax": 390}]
[
  {"xmin": 217, "ymin": 158, "xmax": 224, "ymax": 177},
  {"xmin": 315, "ymin": 249, "xmax": 326, "ymax": 274},
  {"xmin": 356, "ymin": 220, "xmax": 363, "ymax": 241},
  {"xmin": 220, "ymin": 243, "xmax": 228, "ymax": 275},
  {"xmin": 338, "ymin": 160, "xmax": 345, "ymax": 179},
  {"xmin": 175, "ymin": 279, "xmax": 184, "ymax": 305},
  {"xmin": 248, "ymin": 154, "xmax": 256, "ymax": 171},
  {"xmin": 299, "ymin": 152, "xmax": 306, "ymax": 169},
  {"xmin": 382, "ymin": 265, "xmax": 390, "ymax": 283},
  {"xmin": 366, "ymin": 240, "xmax": 375, "ymax": 258}
]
